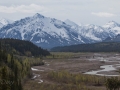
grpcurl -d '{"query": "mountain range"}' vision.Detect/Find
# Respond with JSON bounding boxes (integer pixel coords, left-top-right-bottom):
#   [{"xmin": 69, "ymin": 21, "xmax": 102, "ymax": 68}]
[{"xmin": 0, "ymin": 13, "xmax": 120, "ymax": 49}]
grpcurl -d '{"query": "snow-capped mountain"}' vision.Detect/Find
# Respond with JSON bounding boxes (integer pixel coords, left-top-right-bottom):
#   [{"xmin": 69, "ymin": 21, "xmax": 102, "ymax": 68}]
[
  {"xmin": 103, "ymin": 21, "xmax": 120, "ymax": 35},
  {"xmin": 0, "ymin": 13, "xmax": 86, "ymax": 48},
  {"xmin": 0, "ymin": 18, "xmax": 13, "ymax": 28},
  {"xmin": 0, "ymin": 13, "xmax": 120, "ymax": 48}
]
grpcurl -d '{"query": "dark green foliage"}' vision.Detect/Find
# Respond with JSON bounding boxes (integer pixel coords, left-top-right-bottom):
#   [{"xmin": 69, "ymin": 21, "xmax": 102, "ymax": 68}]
[
  {"xmin": 0, "ymin": 38, "xmax": 49, "ymax": 90},
  {"xmin": 0, "ymin": 48, "xmax": 45, "ymax": 90},
  {"xmin": 0, "ymin": 66, "xmax": 10, "ymax": 90},
  {"xmin": 0, "ymin": 38, "xmax": 50, "ymax": 56},
  {"xmin": 0, "ymin": 50, "xmax": 29, "ymax": 90},
  {"xmin": 105, "ymin": 77, "xmax": 120, "ymax": 90},
  {"xmin": 51, "ymin": 42, "xmax": 120, "ymax": 52}
]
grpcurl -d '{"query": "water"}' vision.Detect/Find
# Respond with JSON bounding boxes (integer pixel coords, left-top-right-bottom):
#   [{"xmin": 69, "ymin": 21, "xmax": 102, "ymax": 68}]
[
  {"xmin": 84, "ymin": 64, "xmax": 120, "ymax": 76},
  {"xmin": 31, "ymin": 68, "xmax": 44, "ymax": 71}
]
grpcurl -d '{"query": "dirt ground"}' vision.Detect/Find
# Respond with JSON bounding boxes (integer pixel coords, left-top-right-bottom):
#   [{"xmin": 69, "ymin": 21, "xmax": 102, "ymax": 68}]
[
  {"xmin": 34, "ymin": 52, "xmax": 120, "ymax": 74},
  {"xmin": 24, "ymin": 52, "xmax": 120, "ymax": 90}
]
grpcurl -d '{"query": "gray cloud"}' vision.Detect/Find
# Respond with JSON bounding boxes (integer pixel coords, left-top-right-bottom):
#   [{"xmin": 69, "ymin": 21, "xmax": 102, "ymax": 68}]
[
  {"xmin": 0, "ymin": 4, "xmax": 47, "ymax": 13},
  {"xmin": 0, "ymin": 0, "xmax": 120, "ymax": 25},
  {"xmin": 91, "ymin": 12, "xmax": 116, "ymax": 17}
]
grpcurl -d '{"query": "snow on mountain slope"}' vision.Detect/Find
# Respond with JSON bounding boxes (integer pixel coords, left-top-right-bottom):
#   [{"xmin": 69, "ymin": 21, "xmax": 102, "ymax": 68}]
[
  {"xmin": 83, "ymin": 24, "xmax": 115, "ymax": 41},
  {"xmin": 65, "ymin": 19, "xmax": 76, "ymax": 26},
  {"xmin": 0, "ymin": 13, "xmax": 120, "ymax": 48},
  {"xmin": 103, "ymin": 21, "xmax": 120, "ymax": 28},
  {"xmin": 0, "ymin": 18, "xmax": 13, "ymax": 28},
  {"xmin": 104, "ymin": 34, "xmax": 120, "ymax": 42},
  {"xmin": 64, "ymin": 19, "xmax": 83, "ymax": 32},
  {"xmin": 103, "ymin": 21, "xmax": 120, "ymax": 35},
  {"xmin": 0, "ymin": 18, "xmax": 12, "ymax": 25},
  {"xmin": 0, "ymin": 22, "xmax": 3, "ymax": 28},
  {"xmin": 65, "ymin": 20, "xmax": 115, "ymax": 41},
  {"xmin": 0, "ymin": 13, "xmax": 86, "ymax": 48}
]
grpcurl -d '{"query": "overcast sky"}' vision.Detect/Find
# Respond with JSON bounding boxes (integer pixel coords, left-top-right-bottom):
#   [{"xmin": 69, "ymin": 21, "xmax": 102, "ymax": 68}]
[{"xmin": 0, "ymin": 0, "xmax": 120, "ymax": 25}]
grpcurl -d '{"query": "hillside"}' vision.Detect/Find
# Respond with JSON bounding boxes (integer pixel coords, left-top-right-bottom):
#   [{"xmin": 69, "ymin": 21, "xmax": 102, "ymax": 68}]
[
  {"xmin": 51, "ymin": 42, "xmax": 120, "ymax": 52},
  {"xmin": 0, "ymin": 44, "xmax": 45, "ymax": 90},
  {"xmin": 0, "ymin": 38, "xmax": 50, "ymax": 56}
]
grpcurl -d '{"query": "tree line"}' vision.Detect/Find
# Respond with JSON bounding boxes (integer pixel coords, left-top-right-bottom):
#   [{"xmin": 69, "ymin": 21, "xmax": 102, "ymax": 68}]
[
  {"xmin": 0, "ymin": 49, "xmax": 45, "ymax": 90},
  {"xmin": 0, "ymin": 38, "xmax": 50, "ymax": 56},
  {"xmin": 0, "ymin": 38, "xmax": 48, "ymax": 90},
  {"xmin": 51, "ymin": 42, "xmax": 120, "ymax": 52}
]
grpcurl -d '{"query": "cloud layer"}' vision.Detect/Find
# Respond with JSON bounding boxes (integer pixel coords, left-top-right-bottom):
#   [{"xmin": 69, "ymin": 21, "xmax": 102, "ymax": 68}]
[
  {"xmin": 91, "ymin": 12, "xmax": 116, "ymax": 17},
  {"xmin": 0, "ymin": 0, "xmax": 120, "ymax": 25},
  {"xmin": 0, "ymin": 4, "xmax": 47, "ymax": 13}
]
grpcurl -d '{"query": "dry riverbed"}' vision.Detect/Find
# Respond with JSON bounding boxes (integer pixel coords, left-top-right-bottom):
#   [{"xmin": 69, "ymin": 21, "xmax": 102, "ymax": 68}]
[{"xmin": 24, "ymin": 52, "xmax": 120, "ymax": 90}]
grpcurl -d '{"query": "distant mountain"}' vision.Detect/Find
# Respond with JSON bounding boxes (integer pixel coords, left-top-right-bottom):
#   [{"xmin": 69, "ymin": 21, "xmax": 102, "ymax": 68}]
[
  {"xmin": 104, "ymin": 34, "xmax": 120, "ymax": 42},
  {"xmin": 0, "ymin": 13, "xmax": 120, "ymax": 49},
  {"xmin": 51, "ymin": 42, "xmax": 120, "ymax": 52},
  {"xmin": 0, "ymin": 18, "xmax": 13, "ymax": 28},
  {"xmin": 103, "ymin": 21, "xmax": 120, "ymax": 35}
]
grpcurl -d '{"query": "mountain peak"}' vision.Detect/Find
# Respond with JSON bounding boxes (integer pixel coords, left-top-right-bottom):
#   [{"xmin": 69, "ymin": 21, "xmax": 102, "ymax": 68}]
[
  {"xmin": 103, "ymin": 21, "xmax": 119, "ymax": 28},
  {"xmin": 33, "ymin": 13, "xmax": 44, "ymax": 18},
  {"xmin": 0, "ymin": 18, "xmax": 13, "ymax": 25},
  {"xmin": 108, "ymin": 21, "xmax": 118, "ymax": 24}
]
